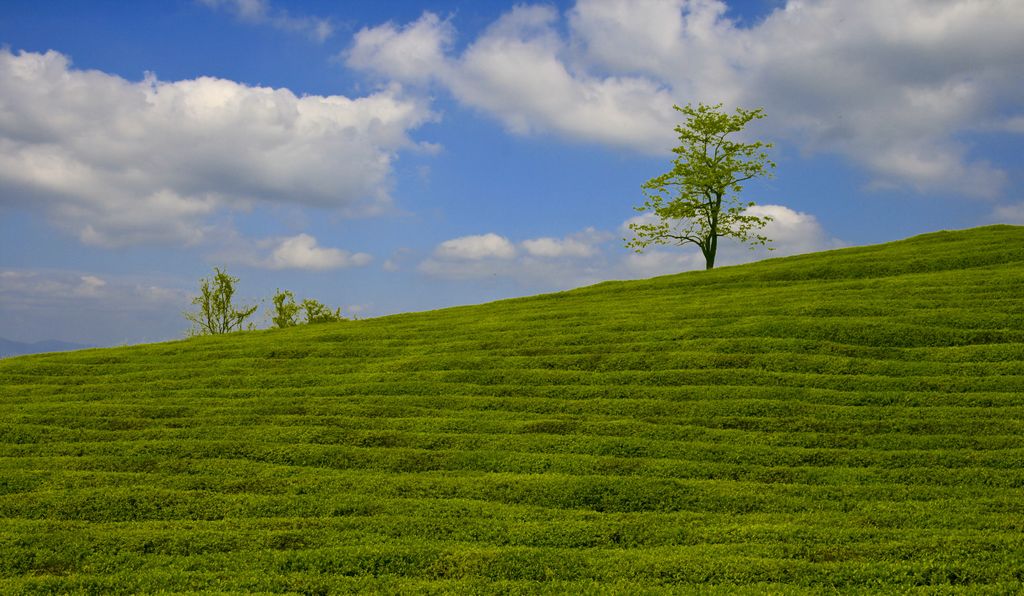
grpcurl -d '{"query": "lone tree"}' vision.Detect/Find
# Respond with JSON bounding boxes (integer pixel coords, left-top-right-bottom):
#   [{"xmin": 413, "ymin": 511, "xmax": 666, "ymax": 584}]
[
  {"xmin": 184, "ymin": 267, "xmax": 258, "ymax": 335},
  {"xmin": 626, "ymin": 103, "xmax": 775, "ymax": 270}
]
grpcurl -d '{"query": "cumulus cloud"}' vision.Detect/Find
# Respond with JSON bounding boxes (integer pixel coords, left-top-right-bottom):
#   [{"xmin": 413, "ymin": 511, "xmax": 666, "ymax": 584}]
[
  {"xmin": 434, "ymin": 233, "xmax": 517, "ymax": 260},
  {"xmin": 347, "ymin": 0, "xmax": 1024, "ymax": 197},
  {"xmin": 413, "ymin": 216, "xmax": 831, "ymax": 290},
  {"xmin": 522, "ymin": 237, "xmax": 591, "ymax": 258},
  {"xmin": 347, "ymin": 12, "xmax": 454, "ymax": 83},
  {"xmin": 744, "ymin": 204, "xmax": 841, "ymax": 256},
  {"xmin": 420, "ymin": 229, "xmax": 604, "ymax": 284},
  {"xmin": 347, "ymin": 7, "xmax": 676, "ymax": 152},
  {"xmin": 419, "ymin": 205, "xmax": 840, "ymax": 286},
  {"xmin": 421, "ymin": 228, "xmax": 611, "ymax": 281},
  {"xmin": 209, "ymin": 231, "xmax": 373, "ymax": 270},
  {"xmin": 200, "ymin": 0, "xmax": 334, "ymax": 42},
  {"xmin": 264, "ymin": 233, "xmax": 372, "ymax": 270},
  {"xmin": 0, "ymin": 49, "xmax": 433, "ymax": 247},
  {"xmin": 522, "ymin": 227, "xmax": 609, "ymax": 258}
]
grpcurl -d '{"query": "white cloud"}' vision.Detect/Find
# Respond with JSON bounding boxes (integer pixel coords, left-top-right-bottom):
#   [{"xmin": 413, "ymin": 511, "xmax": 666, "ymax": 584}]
[
  {"xmin": 74, "ymin": 275, "xmax": 107, "ymax": 298},
  {"xmin": 434, "ymin": 233, "xmax": 517, "ymax": 260},
  {"xmin": 0, "ymin": 271, "xmax": 68, "ymax": 307},
  {"xmin": 0, "ymin": 270, "xmax": 185, "ymax": 307},
  {"xmin": 418, "ymin": 205, "xmax": 840, "ymax": 288},
  {"xmin": 744, "ymin": 204, "xmax": 842, "ymax": 256},
  {"xmin": 264, "ymin": 233, "xmax": 372, "ymax": 270},
  {"xmin": 0, "ymin": 269, "xmax": 190, "ymax": 345},
  {"xmin": 346, "ymin": 12, "xmax": 454, "ymax": 83},
  {"xmin": 200, "ymin": 0, "xmax": 334, "ymax": 42},
  {"xmin": 348, "ymin": 8, "xmax": 677, "ymax": 152},
  {"xmin": 348, "ymin": 0, "xmax": 1024, "ymax": 197},
  {"xmin": 419, "ymin": 227, "xmax": 617, "ymax": 285},
  {"xmin": 522, "ymin": 227, "xmax": 609, "ymax": 258},
  {"xmin": 420, "ymin": 229, "xmax": 604, "ymax": 284},
  {"xmin": 568, "ymin": 0, "xmax": 744, "ymax": 105},
  {"xmin": 992, "ymin": 203, "xmax": 1024, "ymax": 224},
  {"xmin": 0, "ymin": 49, "xmax": 433, "ymax": 247},
  {"xmin": 522, "ymin": 237, "xmax": 591, "ymax": 258}
]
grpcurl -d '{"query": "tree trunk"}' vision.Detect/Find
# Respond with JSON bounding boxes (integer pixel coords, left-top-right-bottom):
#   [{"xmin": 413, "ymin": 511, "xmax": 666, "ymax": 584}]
[
  {"xmin": 705, "ymin": 233, "xmax": 718, "ymax": 270},
  {"xmin": 705, "ymin": 195, "xmax": 721, "ymax": 270}
]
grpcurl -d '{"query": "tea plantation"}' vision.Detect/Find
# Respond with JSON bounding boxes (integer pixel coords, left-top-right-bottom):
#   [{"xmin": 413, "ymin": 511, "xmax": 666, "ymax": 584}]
[{"xmin": 2, "ymin": 225, "xmax": 1023, "ymax": 593}]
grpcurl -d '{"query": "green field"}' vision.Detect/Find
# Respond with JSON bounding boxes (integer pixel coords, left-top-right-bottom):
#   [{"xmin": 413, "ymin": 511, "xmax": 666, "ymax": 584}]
[{"xmin": 2, "ymin": 225, "xmax": 1024, "ymax": 594}]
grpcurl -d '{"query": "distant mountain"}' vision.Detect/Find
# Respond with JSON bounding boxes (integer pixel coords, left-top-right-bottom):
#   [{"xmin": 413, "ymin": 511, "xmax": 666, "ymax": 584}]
[{"xmin": 0, "ymin": 337, "xmax": 93, "ymax": 358}]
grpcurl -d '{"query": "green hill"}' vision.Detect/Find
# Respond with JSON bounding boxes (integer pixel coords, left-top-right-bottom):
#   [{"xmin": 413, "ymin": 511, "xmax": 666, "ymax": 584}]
[{"xmin": 2, "ymin": 225, "xmax": 1023, "ymax": 593}]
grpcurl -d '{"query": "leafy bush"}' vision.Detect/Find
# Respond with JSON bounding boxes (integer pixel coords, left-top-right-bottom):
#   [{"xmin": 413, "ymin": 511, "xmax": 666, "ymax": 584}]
[
  {"xmin": 300, "ymin": 298, "xmax": 347, "ymax": 324},
  {"xmin": 270, "ymin": 289, "xmax": 300, "ymax": 329}
]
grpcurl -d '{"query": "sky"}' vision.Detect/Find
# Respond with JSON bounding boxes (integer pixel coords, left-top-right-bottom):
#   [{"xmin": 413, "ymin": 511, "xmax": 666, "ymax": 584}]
[{"xmin": 1, "ymin": 0, "xmax": 1022, "ymax": 347}]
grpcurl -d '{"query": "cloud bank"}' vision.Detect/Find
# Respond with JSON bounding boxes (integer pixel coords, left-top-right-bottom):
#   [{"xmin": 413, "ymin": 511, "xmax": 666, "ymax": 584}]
[
  {"xmin": 0, "ymin": 269, "xmax": 191, "ymax": 345},
  {"xmin": 0, "ymin": 49, "xmax": 432, "ymax": 247},
  {"xmin": 347, "ymin": 0, "xmax": 1024, "ymax": 198}
]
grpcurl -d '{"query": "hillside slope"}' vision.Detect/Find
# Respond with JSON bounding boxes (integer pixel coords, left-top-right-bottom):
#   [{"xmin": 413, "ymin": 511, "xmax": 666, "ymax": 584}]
[{"xmin": 2, "ymin": 225, "xmax": 1023, "ymax": 593}]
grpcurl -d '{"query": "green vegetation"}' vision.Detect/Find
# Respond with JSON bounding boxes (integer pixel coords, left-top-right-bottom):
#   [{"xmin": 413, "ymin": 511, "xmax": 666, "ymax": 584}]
[
  {"xmin": 184, "ymin": 267, "xmax": 258, "ymax": 336},
  {"xmin": 270, "ymin": 290, "xmax": 348, "ymax": 329},
  {"xmin": 300, "ymin": 298, "xmax": 347, "ymax": 325},
  {"xmin": 627, "ymin": 103, "xmax": 775, "ymax": 270},
  {"xmin": 2, "ymin": 225, "xmax": 1024, "ymax": 593},
  {"xmin": 270, "ymin": 289, "xmax": 301, "ymax": 329}
]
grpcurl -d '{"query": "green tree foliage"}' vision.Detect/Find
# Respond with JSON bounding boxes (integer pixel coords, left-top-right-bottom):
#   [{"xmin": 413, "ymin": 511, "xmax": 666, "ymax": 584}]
[
  {"xmin": 626, "ymin": 103, "xmax": 775, "ymax": 270},
  {"xmin": 300, "ymin": 298, "xmax": 347, "ymax": 324},
  {"xmin": 184, "ymin": 267, "xmax": 258, "ymax": 335},
  {"xmin": 270, "ymin": 289, "xmax": 300, "ymax": 329},
  {"xmin": 269, "ymin": 290, "xmax": 348, "ymax": 327}
]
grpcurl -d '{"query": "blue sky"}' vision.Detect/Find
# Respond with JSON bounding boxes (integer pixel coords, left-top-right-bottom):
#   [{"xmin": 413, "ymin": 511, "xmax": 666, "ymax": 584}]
[{"xmin": 1, "ymin": 0, "xmax": 1022, "ymax": 347}]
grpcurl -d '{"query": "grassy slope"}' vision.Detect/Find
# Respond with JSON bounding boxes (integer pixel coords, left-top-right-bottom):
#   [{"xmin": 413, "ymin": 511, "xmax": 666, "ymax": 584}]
[{"xmin": 2, "ymin": 225, "xmax": 1023, "ymax": 594}]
